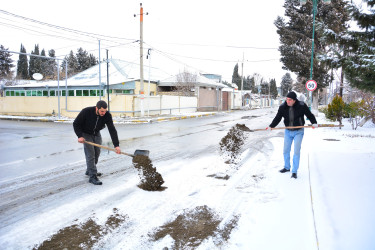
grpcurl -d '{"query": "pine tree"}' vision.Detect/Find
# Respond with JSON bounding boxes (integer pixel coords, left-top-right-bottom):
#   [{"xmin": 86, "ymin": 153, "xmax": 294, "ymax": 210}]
[
  {"xmin": 232, "ymin": 63, "xmax": 241, "ymax": 89},
  {"xmin": 76, "ymin": 47, "xmax": 90, "ymax": 71},
  {"xmin": 343, "ymin": 0, "xmax": 375, "ymax": 93},
  {"xmin": 270, "ymin": 78, "xmax": 278, "ymax": 98},
  {"xmin": 17, "ymin": 44, "xmax": 28, "ymax": 79},
  {"xmin": 62, "ymin": 50, "xmax": 78, "ymax": 78},
  {"xmin": 45, "ymin": 49, "xmax": 57, "ymax": 80},
  {"xmin": 89, "ymin": 53, "xmax": 97, "ymax": 67},
  {"xmin": 40, "ymin": 49, "xmax": 48, "ymax": 79},
  {"xmin": 0, "ymin": 45, "xmax": 14, "ymax": 79},
  {"xmin": 275, "ymin": 0, "xmax": 350, "ymax": 90},
  {"xmin": 29, "ymin": 44, "xmax": 42, "ymax": 79},
  {"xmin": 280, "ymin": 73, "xmax": 293, "ymax": 96}
]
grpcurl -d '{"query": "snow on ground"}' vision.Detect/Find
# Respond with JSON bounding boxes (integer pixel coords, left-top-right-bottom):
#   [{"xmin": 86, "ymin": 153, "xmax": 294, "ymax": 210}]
[{"xmin": 0, "ymin": 110, "xmax": 374, "ymax": 249}]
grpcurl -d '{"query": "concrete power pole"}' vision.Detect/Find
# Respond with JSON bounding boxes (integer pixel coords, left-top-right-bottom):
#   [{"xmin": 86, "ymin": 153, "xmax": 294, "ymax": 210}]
[
  {"xmin": 241, "ymin": 53, "xmax": 244, "ymax": 107},
  {"xmin": 137, "ymin": 3, "xmax": 148, "ymax": 117}
]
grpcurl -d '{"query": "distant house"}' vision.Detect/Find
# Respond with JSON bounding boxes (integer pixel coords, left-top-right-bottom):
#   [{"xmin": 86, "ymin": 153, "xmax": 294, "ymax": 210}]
[{"xmin": 158, "ymin": 73, "xmax": 227, "ymax": 111}]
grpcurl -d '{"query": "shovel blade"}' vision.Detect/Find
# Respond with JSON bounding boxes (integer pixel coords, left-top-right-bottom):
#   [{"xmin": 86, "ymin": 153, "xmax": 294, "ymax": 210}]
[{"xmin": 134, "ymin": 149, "xmax": 149, "ymax": 157}]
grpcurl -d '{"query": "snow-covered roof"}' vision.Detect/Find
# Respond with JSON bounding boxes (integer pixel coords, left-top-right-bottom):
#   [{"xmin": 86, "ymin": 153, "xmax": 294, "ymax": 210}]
[
  {"xmin": 6, "ymin": 59, "xmax": 167, "ymax": 88},
  {"xmin": 159, "ymin": 74, "xmax": 227, "ymax": 88}
]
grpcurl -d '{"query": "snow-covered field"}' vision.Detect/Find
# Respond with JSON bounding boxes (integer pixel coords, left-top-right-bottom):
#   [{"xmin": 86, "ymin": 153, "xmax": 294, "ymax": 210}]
[{"xmin": 0, "ymin": 109, "xmax": 374, "ymax": 249}]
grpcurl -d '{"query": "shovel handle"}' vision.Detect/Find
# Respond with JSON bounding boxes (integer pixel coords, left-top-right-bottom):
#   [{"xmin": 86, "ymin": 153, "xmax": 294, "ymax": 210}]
[
  {"xmin": 83, "ymin": 140, "xmax": 134, "ymax": 157},
  {"xmin": 271, "ymin": 124, "xmax": 343, "ymax": 130}
]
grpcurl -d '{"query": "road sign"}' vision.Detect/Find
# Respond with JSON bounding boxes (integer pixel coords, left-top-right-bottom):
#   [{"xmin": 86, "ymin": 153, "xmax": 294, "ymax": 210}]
[{"xmin": 306, "ymin": 80, "xmax": 317, "ymax": 91}]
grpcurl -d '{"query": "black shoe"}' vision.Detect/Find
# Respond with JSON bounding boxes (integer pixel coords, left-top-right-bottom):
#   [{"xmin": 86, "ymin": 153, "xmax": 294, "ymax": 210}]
[
  {"xmin": 291, "ymin": 173, "xmax": 297, "ymax": 179},
  {"xmin": 279, "ymin": 168, "xmax": 290, "ymax": 173},
  {"xmin": 86, "ymin": 172, "xmax": 102, "ymax": 177},
  {"xmin": 89, "ymin": 176, "xmax": 102, "ymax": 185}
]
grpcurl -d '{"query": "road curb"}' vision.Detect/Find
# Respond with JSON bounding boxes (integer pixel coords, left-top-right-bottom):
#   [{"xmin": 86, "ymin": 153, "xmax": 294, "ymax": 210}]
[{"xmin": 0, "ymin": 111, "xmax": 226, "ymax": 124}]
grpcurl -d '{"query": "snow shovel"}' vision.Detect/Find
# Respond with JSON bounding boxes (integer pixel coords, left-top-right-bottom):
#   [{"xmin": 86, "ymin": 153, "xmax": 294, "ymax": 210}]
[
  {"xmin": 84, "ymin": 141, "xmax": 149, "ymax": 157},
  {"xmin": 240, "ymin": 124, "xmax": 343, "ymax": 132}
]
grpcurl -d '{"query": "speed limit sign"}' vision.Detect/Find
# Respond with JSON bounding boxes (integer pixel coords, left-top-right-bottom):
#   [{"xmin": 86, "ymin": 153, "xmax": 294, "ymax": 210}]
[{"xmin": 306, "ymin": 80, "xmax": 317, "ymax": 91}]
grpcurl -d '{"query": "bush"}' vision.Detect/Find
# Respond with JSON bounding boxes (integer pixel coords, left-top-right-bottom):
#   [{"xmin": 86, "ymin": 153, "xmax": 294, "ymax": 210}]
[{"xmin": 324, "ymin": 95, "xmax": 345, "ymax": 127}]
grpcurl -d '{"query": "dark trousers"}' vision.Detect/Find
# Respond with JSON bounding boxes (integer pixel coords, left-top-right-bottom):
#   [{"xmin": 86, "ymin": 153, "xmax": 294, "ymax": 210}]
[{"xmin": 83, "ymin": 132, "xmax": 102, "ymax": 177}]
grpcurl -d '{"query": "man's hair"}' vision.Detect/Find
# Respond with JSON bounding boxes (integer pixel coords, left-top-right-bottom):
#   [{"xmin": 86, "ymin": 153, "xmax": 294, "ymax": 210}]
[{"xmin": 96, "ymin": 100, "xmax": 108, "ymax": 109}]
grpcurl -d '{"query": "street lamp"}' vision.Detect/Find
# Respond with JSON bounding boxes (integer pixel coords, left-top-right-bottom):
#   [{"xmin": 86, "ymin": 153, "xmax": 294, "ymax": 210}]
[{"xmin": 300, "ymin": 0, "xmax": 331, "ymax": 109}]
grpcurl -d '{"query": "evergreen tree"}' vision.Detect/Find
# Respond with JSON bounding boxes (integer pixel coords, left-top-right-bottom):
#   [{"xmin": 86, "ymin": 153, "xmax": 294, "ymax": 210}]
[
  {"xmin": 275, "ymin": 0, "xmax": 350, "ymax": 90},
  {"xmin": 29, "ymin": 44, "xmax": 42, "ymax": 79},
  {"xmin": 260, "ymin": 80, "xmax": 268, "ymax": 95},
  {"xmin": 76, "ymin": 47, "xmax": 90, "ymax": 71},
  {"xmin": 40, "ymin": 49, "xmax": 48, "ymax": 79},
  {"xmin": 45, "ymin": 49, "xmax": 57, "ymax": 80},
  {"xmin": 232, "ymin": 63, "xmax": 241, "ymax": 89},
  {"xmin": 270, "ymin": 78, "xmax": 278, "ymax": 98},
  {"xmin": 326, "ymin": 94, "xmax": 346, "ymax": 127},
  {"xmin": 62, "ymin": 50, "xmax": 79, "ymax": 77},
  {"xmin": 343, "ymin": 0, "xmax": 375, "ymax": 93},
  {"xmin": 17, "ymin": 44, "xmax": 28, "ymax": 79},
  {"xmin": 0, "ymin": 45, "xmax": 14, "ymax": 79},
  {"xmin": 280, "ymin": 72, "xmax": 293, "ymax": 96},
  {"xmin": 89, "ymin": 53, "xmax": 97, "ymax": 67}
]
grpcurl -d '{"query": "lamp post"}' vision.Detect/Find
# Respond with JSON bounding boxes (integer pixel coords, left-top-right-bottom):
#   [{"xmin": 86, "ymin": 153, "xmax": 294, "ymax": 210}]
[{"xmin": 300, "ymin": 0, "xmax": 331, "ymax": 109}]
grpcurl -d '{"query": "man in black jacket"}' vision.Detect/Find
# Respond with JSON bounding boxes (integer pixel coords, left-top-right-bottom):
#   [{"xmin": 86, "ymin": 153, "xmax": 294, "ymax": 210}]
[
  {"xmin": 73, "ymin": 100, "xmax": 121, "ymax": 185},
  {"xmin": 266, "ymin": 91, "xmax": 318, "ymax": 179}
]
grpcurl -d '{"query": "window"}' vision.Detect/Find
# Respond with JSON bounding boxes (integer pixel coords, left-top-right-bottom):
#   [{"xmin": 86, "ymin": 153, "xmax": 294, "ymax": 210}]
[
  {"xmin": 61, "ymin": 90, "xmax": 66, "ymax": 96},
  {"xmin": 90, "ymin": 90, "xmax": 97, "ymax": 96},
  {"xmin": 26, "ymin": 91, "xmax": 32, "ymax": 96},
  {"xmin": 83, "ymin": 90, "xmax": 89, "ymax": 96},
  {"xmin": 37, "ymin": 90, "xmax": 43, "ymax": 96},
  {"xmin": 76, "ymin": 90, "xmax": 82, "ymax": 96},
  {"xmin": 68, "ymin": 90, "xmax": 74, "ymax": 96},
  {"xmin": 32, "ymin": 90, "xmax": 37, "ymax": 96},
  {"xmin": 43, "ymin": 90, "xmax": 48, "ymax": 96},
  {"xmin": 50, "ymin": 90, "xmax": 55, "ymax": 96}
]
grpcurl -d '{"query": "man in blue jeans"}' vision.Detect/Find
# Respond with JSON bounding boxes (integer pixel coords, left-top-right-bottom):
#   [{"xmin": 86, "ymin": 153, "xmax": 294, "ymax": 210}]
[{"xmin": 266, "ymin": 92, "xmax": 318, "ymax": 179}]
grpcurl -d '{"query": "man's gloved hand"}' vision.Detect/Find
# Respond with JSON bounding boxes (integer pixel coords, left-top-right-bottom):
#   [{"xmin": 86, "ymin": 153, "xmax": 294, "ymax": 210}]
[
  {"xmin": 312, "ymin": 124, "xmax": 318, "ymax": 129},
  {"xmin": 266, "ymin": 127, "xmax": 272, "ymax": 132}
]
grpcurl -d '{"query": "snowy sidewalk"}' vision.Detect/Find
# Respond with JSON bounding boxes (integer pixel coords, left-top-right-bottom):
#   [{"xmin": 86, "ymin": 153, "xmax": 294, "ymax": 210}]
[{"xmin": 304, "ymin": 124, "xmax": 375, "ymax": 250}]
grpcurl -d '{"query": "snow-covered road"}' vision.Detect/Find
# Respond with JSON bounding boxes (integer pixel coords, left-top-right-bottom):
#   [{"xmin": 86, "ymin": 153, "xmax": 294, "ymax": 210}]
[{"xmin": 0, "ymin": 108, "xmax": 374, "ymax": 249}]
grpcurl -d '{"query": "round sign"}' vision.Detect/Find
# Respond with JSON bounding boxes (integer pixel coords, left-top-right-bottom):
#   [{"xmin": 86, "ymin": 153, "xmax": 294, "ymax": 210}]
[
  {"xmin": 306, "ymin": 80, "xmax": 317, "ymax": 91},
  {"xmin": 32, "ymin": 73, "xmax": 43, "ymax": 81}
]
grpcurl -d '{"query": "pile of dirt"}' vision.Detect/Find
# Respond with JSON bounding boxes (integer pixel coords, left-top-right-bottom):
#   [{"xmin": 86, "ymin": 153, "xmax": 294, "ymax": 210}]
[
  {"xmin": 219, "ymin": 124, "xmax": 249, "ymax": 163},
  {"xmin": 34, "ymin": 208, "xmax": 127, "ymax": 250},
  {"xmin": 150, "ymin": 205, "xmax": 239, "ymax": 249},
  {"xmin": 132, "ymin": 155, "xmax": 165, "ymax": 191}
]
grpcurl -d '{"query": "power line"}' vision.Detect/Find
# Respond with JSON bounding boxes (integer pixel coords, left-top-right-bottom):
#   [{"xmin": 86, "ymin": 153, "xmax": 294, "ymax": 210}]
[{"xmin": 0, "ymin": 9, "xmax": 137, "ymax": 42}]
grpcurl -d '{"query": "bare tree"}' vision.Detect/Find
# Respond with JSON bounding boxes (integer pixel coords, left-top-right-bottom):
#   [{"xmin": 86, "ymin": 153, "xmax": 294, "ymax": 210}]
[{"xmin": 175, "ymin": 70, "xmax": 197, "ymax": 96}]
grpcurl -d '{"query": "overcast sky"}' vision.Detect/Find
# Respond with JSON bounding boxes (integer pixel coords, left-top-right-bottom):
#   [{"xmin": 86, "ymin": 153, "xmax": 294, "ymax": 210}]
[{"xmin": 1, "ymin": 0, "xmax": 289, "ymax": 84}]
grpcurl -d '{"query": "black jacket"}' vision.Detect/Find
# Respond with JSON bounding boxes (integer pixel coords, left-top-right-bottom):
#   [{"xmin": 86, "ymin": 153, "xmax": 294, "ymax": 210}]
[
  {"xmin": 269, "ymin": 100, "xmax": 317, "ymax": 128},
  {"xmin": 73, "ymin": 106, "xmax": 120, "ymax": 147}
]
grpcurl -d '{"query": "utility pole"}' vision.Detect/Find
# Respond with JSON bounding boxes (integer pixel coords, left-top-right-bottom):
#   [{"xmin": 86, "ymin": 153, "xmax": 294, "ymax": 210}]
[
  {"xmin": 241, "ymin": 53, "xmax": 244, "ymax": 107},
  {"xmin": 98, "ymin": 40, "xmax": 102, "ymax": 101},
  {"xmin": 106, "ymin": 49, "xmax": 110, "ymax": 112},
  {"xmin": 147, "ymin": 48, "xmax": 151, "ymax": 116},
  {"xmin": 135, "ymin": 3, "xmax": 148, "ymax": 117}
]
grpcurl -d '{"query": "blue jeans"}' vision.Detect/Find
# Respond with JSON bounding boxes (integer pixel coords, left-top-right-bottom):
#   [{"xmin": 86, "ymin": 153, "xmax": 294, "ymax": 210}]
[{"xmin": 283, "ymin": 129, "xmax": 304, "ymax": 173}]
